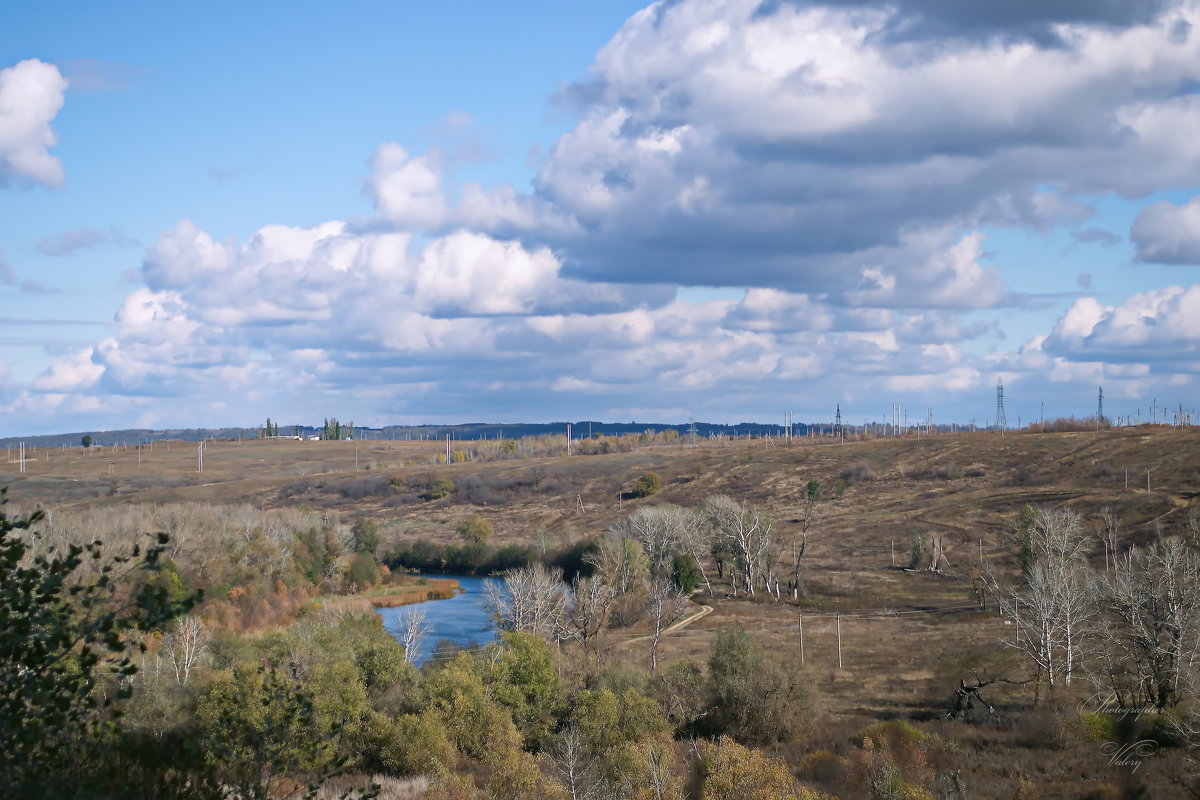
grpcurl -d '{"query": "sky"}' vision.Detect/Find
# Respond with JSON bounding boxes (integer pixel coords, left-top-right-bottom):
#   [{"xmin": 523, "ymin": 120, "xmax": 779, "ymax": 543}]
[{"xmin": 2, "ymin": 0, "xmax": 1200, "ymax": 435}]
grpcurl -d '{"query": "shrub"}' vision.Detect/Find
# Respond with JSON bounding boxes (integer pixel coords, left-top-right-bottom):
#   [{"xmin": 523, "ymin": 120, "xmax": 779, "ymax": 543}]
[
  {"xmin": 632, "ymin": 472, "xmax": 661, "ymax": 498},
  {"xmin": 841, "ymin": 462, "xmax": 877, "ymax": 485},
  {"xmin": 348, "ymin": 552, "xmax": 378, "ymax": 588},
  {"xmin": 456, "ymin": 515, "xmax": 493, "ymax": 544},
  {"xmin": 806, "ymin": 479, "xmax": 821, "ymax": 502}
]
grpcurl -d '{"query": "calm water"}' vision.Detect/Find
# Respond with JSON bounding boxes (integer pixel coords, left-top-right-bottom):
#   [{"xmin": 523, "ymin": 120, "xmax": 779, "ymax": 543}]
[{"xmin": 377, "ymin": 575, "xmax": 501, "ymax": 665}]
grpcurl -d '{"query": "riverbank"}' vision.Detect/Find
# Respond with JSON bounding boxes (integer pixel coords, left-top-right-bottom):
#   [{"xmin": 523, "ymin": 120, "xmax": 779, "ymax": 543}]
[{"xmin": 310, "ymin": 576, "xmax": 460, "ymax": 616}]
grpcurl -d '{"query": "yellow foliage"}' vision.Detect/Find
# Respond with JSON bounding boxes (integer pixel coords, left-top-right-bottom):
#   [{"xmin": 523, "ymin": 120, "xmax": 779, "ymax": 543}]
[{"xmin": 700, "ymin": 736, "xmax": 799, "ymax": 800}]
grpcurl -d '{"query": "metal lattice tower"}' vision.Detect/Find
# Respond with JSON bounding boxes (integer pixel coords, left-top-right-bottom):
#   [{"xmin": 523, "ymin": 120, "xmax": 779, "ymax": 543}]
[
  {"xmin": 1098, "ymin": 386, "xmax": 1105, "ymax": 423},
  {"xmin": 995, "ymin": 378, "xmax": 1008, "ymax": 430},
  {"xmin": 834, "ymin": 403, "xmax": 842, "ymax": 436},
  {"xmin": 688, "ymin": 416, "xmax": 698, "ymax": 447}
]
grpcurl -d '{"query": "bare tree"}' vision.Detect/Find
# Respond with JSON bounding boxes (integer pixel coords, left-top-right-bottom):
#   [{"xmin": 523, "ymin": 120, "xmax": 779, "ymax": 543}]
[
  {"xmin": 563, "ymin": 576, "xmax": 613, "ymax": 655},
  {"xmin": 1098, "ymin": 506, "xmax": 1121, "ymax": 572},
  {"xmin": 609, "ymin": 505, "xmax": 693, "ymax": 579},
  {"xmin": 586, "ymin": 530, "xmax": 650, "ymax": 597},
  {"xmin": 995, "ymin": 507, "xmax": 1095, "ymax": 696},
  {"xmin": 1091, "ymin": 539, "xmax": 1200, "ymax": 709},
  {"xmin": 546, "ymin": 725, "xmax": 600, "ymax": 800},
  {"xmin": 486, "ymin": 562, "xmax": 568, "ymax": 641},
  {"xmin": 398, "ymin": 608, "xmax": 429, "ymax": 664},
  {"xmin": 785, "ymin": 499, "xmax": 823, "ymax": 599},
  {"xmin": 702, "ymin": 495, "xmax": 773, "ymax": 597},
  {"xmin": 676, "ymin": 510, "xmax": 716, "ymax": 598},
  {"xmin": 163, "ymin": 614, "xmax": 209, "ymax": 686},
  {"xmin": 645, "ymin": 578, "xmax": 691, "ymax": 674}
]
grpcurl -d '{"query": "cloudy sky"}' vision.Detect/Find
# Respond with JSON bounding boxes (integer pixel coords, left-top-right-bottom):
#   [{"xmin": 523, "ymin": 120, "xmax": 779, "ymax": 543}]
[{"xmin": 3, "ymin": 0, "xmax": 1200, "ymax": 435}]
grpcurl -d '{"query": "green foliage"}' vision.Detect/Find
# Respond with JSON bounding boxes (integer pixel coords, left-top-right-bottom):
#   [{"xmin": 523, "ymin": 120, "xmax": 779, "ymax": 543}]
[
  {"xmin": 423, "ymin": 475, "xmax": 457, "ymax": 501},
  {"xmin": 425, "ymin": 653, "xmax": 522, "ymax": 760},
  {"xmin": 350, "ymin": 517, "xmax": 383, "ymax": 555},
  {"xmin": 706, "ymin": 627, "xmax": 811, "ymax": 744},
  {"xmin": 0, "ymin": 500, "xmax": 196, "ymax": 795},
  {"xmin": 349, "ymin": 551, "xmax": 379, "ymax": 588},
  {"xmin": 457, "ymin": 514, "xmax": 493, "ymax": 544},
  {"xmin": 367, "ymin": 710, "xmax": 457, "ymax": 777},
  {"xmin": 1012, "ymin": 505, "xmax": 1039, "ymax": 576},
  {"xmin": 195, "ymin": 664, "xmax": 356, "ymax": 799},
  {"xmin": 297, "ymin": 527, "xmax": 341, "ymax": 585},
  {"xmin": 486, "ymin": 632, "xmax": 565, "ymax": 751},
  {"xmin": 671, "ymin": 553, "xmax": 701, "ymax": 593},
  {"xmin": 1076, "ymin": 712, "xmax": 1118, "ymax": 742},
  {"xmin": 81, "ymin": 434, "xmax": 93, "ymax": 447},
  {"xmin": 632, "ymin": 471, "xmax": 661, "ymax": 498},
  {"xmin": 907, "ymin": 530, "xmax": 927, "ymax": 570},
  {"xmin": 806, "ymin": 479, "xmax": 821, "ymax": 503}
]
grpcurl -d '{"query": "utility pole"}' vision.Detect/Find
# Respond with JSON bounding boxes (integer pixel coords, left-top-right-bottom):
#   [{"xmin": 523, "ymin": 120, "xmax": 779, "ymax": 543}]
[
  {"xmin": 797, "ymin": 610, "xmax": 805, "ymax": 666},
  {"xmin": 836, "ymin": 613, "xmax": 843, "ymax": 669}
]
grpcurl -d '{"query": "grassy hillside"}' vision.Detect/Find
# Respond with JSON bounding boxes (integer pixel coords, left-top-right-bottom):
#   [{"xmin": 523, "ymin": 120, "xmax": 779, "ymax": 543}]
[{"xmin": 4, "ymin": 425, "xmax": 1199, "ymax": 797}]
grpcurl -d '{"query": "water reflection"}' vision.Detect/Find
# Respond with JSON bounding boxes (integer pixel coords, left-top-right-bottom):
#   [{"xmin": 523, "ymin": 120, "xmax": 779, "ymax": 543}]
[{"xmin": 377, "ymin": 575, "xmax": 501, "ymax": 665}]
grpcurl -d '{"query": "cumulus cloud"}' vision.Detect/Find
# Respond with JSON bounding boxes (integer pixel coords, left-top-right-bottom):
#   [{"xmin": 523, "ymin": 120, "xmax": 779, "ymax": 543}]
[
  {"xmin": 368, "ymin": 144, "xmax": 448, "ymax": 231},
  {"xmin": 1045, "ymin": 284, "xmax": 1200, "ymax": 363},
  {"xmin": 490, "ymin": 0, "xmax": 1200, "ymax": 293},
  {"xmin": 1132, "ymin": 196, "xmax": 1200, "ymax": 264},
  {"xmin": 28, "ymin": 213, "xmax": 1006, "ymax": 425},
  {"xmin": 0, "ymin": 59, "xmax": 68, "ymax": 188}
]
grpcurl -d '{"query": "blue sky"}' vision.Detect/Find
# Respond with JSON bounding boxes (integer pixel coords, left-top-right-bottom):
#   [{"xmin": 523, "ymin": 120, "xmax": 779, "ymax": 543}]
[{"xmin": 3, "ymin": 0, "xmax": 1200, "ymax": 434}]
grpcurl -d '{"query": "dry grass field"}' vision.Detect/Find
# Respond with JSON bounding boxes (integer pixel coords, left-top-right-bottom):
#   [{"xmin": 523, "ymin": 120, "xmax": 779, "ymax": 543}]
[{"xmin": 4, "ymin": 425, "xmax": 1200, "ymax": 796}]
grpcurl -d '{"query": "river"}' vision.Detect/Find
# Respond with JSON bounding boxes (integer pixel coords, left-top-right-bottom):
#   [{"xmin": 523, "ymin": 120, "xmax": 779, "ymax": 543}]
[{"xmin": 377, "ymin": 575, "xmax": 501, "ymax": 665}]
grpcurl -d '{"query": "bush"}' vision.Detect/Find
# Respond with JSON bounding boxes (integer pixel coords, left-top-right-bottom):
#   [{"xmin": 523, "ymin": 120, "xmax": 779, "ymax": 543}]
[
  {"xmin": 632, "ymin": 472, "xmax": 661, "ymax": 498},
  {"xmin": 348, "ymin": 552, "xmax": 378, "ymax": 588},
  {"xmin": 456, "ymin": 515, "xmax": 493, "ymax": 545},
  {"xmin": 841, "ymin": 462, "xmax": 877, "ymax": 485},
  {"xmin": 705, "ymin": 627, "xmax": 811, "ymax": 744}
]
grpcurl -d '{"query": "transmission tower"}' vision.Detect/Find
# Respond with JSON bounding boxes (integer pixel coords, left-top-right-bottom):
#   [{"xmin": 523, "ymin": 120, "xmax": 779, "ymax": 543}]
[
  {"xmin": 688, "ymin": 416, "xmax": 698, "ymax": 447},
  {"xmin": 995, "ymin": 378, "xmax": 1008, "ymax": 430},
  {"xmin": 834, "ymin": 403, "xmax": 842, "ymax": 437},
  {"xmin": 1097, "ymin": 386, "xmax": 1105, "ymax": 423}
]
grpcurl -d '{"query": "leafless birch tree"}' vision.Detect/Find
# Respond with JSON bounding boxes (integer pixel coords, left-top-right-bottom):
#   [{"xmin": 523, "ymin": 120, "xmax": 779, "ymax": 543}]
[
  {"xmin": 398, "ymin": 608, "xmax": 429, "ymax": 664},
  {"xmin": 702, "ymin": 495, "xmax": 773, "ymax": 597},
  {"xmin": 1091, "ymin": 539, "xmax": 1200, "ymax": 709},
  {"xmin": 645, "ymin": 578, "xmax": 691, "ymax": 674},
  {"xmin": 163, "ymin": 614, "xmax": 209, "ymax": 686},
  {"xmin": 995, "ymin": 507, "xmax": 1094, "ymax": 695}
]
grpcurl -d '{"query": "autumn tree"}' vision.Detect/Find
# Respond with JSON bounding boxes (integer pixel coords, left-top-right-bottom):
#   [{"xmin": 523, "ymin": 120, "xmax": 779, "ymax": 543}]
[{"xmin": 457, "ymin": 514, "xmax": 494, "ymax": 545}]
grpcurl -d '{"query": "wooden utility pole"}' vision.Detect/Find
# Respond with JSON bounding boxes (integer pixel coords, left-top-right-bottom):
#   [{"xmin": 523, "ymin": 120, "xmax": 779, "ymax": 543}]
[
  {"xmin": 836, "ymin": 613, "xmax": 843, "ymax": 668},
  {"xmin": 798, "ymin": 610, "xmax": 805, "ymax": 666}
]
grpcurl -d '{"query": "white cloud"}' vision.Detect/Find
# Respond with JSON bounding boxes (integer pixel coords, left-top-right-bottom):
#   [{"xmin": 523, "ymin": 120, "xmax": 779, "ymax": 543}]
[
  {"xmin": 1132, "ymin": 195, "xmax": 1200, "ymax": 264},
  {"xmin": 0, "ymin": 59, "xmax": 68, "ymax": 188},
  {"xmin": 368, "ymin": 143, "xmax": 447, "ymax": 231},
  {"xmin": 501, "ymin": 1, "xmax": 1200, "ymax": 292}
]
